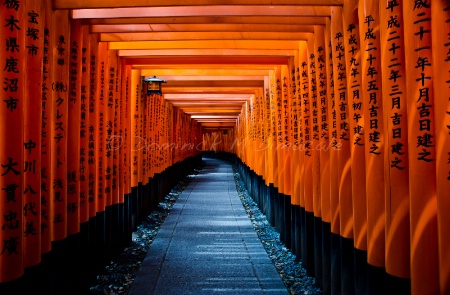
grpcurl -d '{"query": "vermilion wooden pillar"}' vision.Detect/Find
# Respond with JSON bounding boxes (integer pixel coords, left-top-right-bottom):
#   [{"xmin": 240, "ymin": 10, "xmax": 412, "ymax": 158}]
[
  {"xmin": 432, "ymin": 2, "xmax": 450, "ymax": 294},
  {"xmin": 342, "ymin": 1, "xmax": 367, "ymax": 293},
  {"xmin": 51, "ymin": 9, "xmax": 70, "ymax": 243},
  {"xmin": 67, "ymin": 19, "xmax": 82, "ymax": 237},
  {"xmin": 24, "ymin": 0, "xmax": 44, "ymax": 268},
  {"xmin": 379, "ymin": 0, "xmax": 411, "ymax": 289},
  {"xmin": 403, "ymin": 1, "xmax": 439, "ymax": 294},
  {"xmin": 331, "ymin": 7, "xmax": 355, "ymax": 295},
  {"xmin": 41, "ymin": 0, "xmax": 54, "ymax": 256},
  {"xmin": 0, "ymin": 0, "xmax": 25, "ymax": 283},
  {"xmin": 358, "ymin": 2, "xmax": 386, "ymax": 293}
]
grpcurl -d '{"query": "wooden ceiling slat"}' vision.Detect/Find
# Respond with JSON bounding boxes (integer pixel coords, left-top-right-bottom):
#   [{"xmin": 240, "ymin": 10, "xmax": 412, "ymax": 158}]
[
  {"xmin": 84, "ymin": 16, "xmax": 327, "ymax": 25},
  {"xmin": 56, "ymin": 0, "xmax": 342, "ymax": 9},
  {"xmin": 109, "ymin": 40, "xmax": 300, "ymax": 50},
  {"xmin": 118, "ymin": 49, "xmax": 298, "ymax": 57},
  {"xmin": 100, "ymin": 32, "xmax": 311, "ymax": 41},
  {"xmin": 71, "ymin": 6, "xmax": 332, "ymax": 19},
  {"xmin": 141, "ymin": 69, "xmax": 271, "ymax": 76},
  {"xmin": 127, "ymin": 56, "xmax": 288, "ymax": 65},
  {"xmin": 92, "ymin": 24, "xmax": 315, "ymax": 33}
]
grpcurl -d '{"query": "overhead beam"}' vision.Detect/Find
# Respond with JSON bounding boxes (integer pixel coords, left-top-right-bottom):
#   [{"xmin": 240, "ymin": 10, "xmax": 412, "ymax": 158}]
[
  {"xmin": 118, "ymin": 49, "xmax": 298, "ymax": 57},
  {"xmin": 56, "ymin": 0, "xmax": 342, "ymax": 9},
  {"xmin": 109, "ymin": 40, "xmax": 300, "ymax": 50},
  {"xmin": 83, "ymin": 16, "xmax": 328, "ymax": 25},
  {"xmin": 100, "ymin": 32, "xmax": 311, "ymax": 41},
  {"xmin": 126, "ymin": 56, "xmax": 289, "ymax": 65},
  {"xmin": 92, "ymin": 24, "xmax": 315, "ymax": 33},
  {"xmin": 141, "ymin": 68, "xmax": 271, "ymax": 76},
  {"xmin": 71, "ymin": 6, "xmax": 332, "ymax": 19}
]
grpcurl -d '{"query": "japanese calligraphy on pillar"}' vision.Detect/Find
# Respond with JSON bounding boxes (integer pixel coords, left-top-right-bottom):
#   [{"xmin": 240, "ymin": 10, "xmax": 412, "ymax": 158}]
[
  {"xmin": 79, "ymin": 26, "xmax": 90, "ymax": 223},
  {"xmin": 40, "ymin": 1, "xmax": 52, "ymax": 254},
  {"xmin": 88, "ymin": 35, "xmax": 98, "ymax": 216},
  {"xmin": 342, "ymin": 0, "xmax": 367, "ymax": 251},
  {"xmin": 130, "ymin": 70, "xmax": 141, "ymax": 187},
  {"xmin": 51, "ymin": 10, "xmax": 70, "ymax": 241},
  {"xmin": 96, "ymin": 43, "xmax": 107, "ymax": 211},
  {"xmin": 113, "ymin": 55, "xmax": 120, "ymax": 204},
  {"xmin": 104, "ymin": 52, "xmax": 116, "ymax": 206},
  {"xmin": 122, "ymin": 65, "xmax": 131, "ymax": 195},
  {"xmin": 1, "ymin": 0, "xmax": 25, "ymax": 282},
  {"xmin": 380, "ymin": 0, "xmax": 410, "ymax": 279},
  {"xmin": 23, "ymin": 0, "xmax": 44, "ymax": 267},
  {"xmin": 404, "ymin": 0, "xmax": 439, "ymax": 293},
  {"xmin": 67, "ymin": 21, "xmax": 82, "ymax": 235},
  {"xmin": 359, "ymin": 0, "xmax": 386, "ymax": 268}
]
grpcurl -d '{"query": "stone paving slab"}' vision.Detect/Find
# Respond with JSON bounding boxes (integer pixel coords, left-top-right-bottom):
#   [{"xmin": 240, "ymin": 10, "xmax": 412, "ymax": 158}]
[{"xmin": 128, "ymin": 158, "xmax": 289, "ymax": 295}]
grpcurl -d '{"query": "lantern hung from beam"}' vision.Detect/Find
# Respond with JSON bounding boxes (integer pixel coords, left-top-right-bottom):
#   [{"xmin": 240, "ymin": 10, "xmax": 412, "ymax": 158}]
[{"xmin": 144, "ymin": 76, "xmax": 166, "ymax": 96}]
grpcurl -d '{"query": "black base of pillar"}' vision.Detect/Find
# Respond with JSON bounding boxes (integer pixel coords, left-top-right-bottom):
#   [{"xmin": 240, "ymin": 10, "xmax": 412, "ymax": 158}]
[
  {"xmin": 385, "ymin": 273, "xmax": 411, "ymax": 295},
  {"xmin": 314, "ymin": 216, "xmax": 323, "ymax": 290},
  {"xmin": 331, "ymin": 232, "xmax": 341, "ymax": 295},
  {"xmin": 305, "ymin": 210, "xmax": 315, "ymax": 277},
  {"xmin": 367, "ymin": 263, "xmax": 386, "ymax": 295},
  {"xmin": 341, "ymin": 236, "xmax": 355, "ymax": 295},
  {"xmin": 321, "ymin": 222, "xmax": 331, "ymax": 295},
  {"xmin": 354, "ymin": 248, "xmax": 368, "ymax": 295}
]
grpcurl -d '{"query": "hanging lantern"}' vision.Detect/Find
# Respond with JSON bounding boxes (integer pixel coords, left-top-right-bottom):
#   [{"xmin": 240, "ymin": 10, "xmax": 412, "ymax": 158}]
[{"xmin": 143, "ymin": 76, "xmax": 166, "ymax": 96}]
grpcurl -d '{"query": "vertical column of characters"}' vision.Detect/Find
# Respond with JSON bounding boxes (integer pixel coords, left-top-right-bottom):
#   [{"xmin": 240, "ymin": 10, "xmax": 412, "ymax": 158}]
[
  {"xmin": 379, "ymin": 0, "xmax": 410, "ymax": 280},
  {"xmin": 290, "ymin": 55, "xmax": 301, "ymax": 207},
  {"xmin": 23, "ymin": 0, "xmax": 44, "ymax": 268},
  {"xmin": 130, "ymin": 69, "xmax": 141, "ymax": 190},
  {"xmin": 79, "ymin": 25, "xmax": 90, "ymax": 225},
  {"xmin": 331, "ymin": 7, "xmax": 353, "ymax": 241},
  {"xmin": 171, "ymin": 107, "xmax": 178, "ymax": 163},
  {"xmin": 307, "ymin": 35, "xmax": 320, "ymax": 222},
  {"xmin": 167, "ymin": 102, "xmax": 173, "ymax": 167},
  {"xmin": 275, "ymin": 68, "xmax": 283, "ymax": 195},
  {"xmin": 403, "ymin": 0, "xmax": 440, "ymax": 294},
  {"xmin": 67, "ymin": 20, "xmax": 82, "ymax": 236},
  {"xmin": 88, "ymin": 34, "xmax": 98, "ymax": 219},
  {"xmin": 358, "ymin": 0, "xmax": 386, "ymax": 269},
  {"xmin": 95, "ymin": 42, "xmax": 107, "ymax": 213},
  {"xmin": 269, "ymin": 71, "xmax": 279, "ymax": 188},
  {"xmin": 116, "ymin": 59, "xmax": 123, "ymax": 203},
  {"xmin": 299, "ymin": 42, "xmax": 311, "ymax": 213},
  {"xmin": 325, "ymin": 17, "xmax": 339, "ymax": 240},
  {"xmin": 256, "ymin": 89, "xmax": 264, "ymax": 176},
  {"xmin": 342, "ymin": 0, "xmax": 367, "ymax": 252},
  {"xmin": 112, "ymin": 52, "xmax": 120, "ymax": 206},
  {"xmin": 321, "ymin": 25, "xmax": 332, "ymax": 228},
  {"xmin": 51, "ymin": 10, "xmax": 70, "ymax": 241},
  {"xmin": 152, "ymin": 94, "xmax": 160, "ymax": 174},
  {"xmin": 41, "ymin": 0, "xmax": 53, "ymax": 255},
  {"xmin": 0, "ymin": 0, "xmax": 25, "ymax": 282},
  {"xmin": 403, "ymin": 1, "xmax": 439, "ymax": 294},
  {"xmin": 247, "ymin": 94, "xmax": 255, "ymax": 170},
  {"xmin": 262, "ymin": 76, "xmax": 271, "ymax": 186},
  {"xmin": 432, "ymin": 2, "xmax": 450, "ymax": 293},
  {"xmin": 125, "ymin": 66, "xmax": 131, "ymax": 195},
  {"xmin": 157, "ymin": 94, "xmax": 164, "ymax": 172},
  {"xmin": 148, "ymin": 92, "xmax": 155, "ymax": 178},
  {"xmin": 264, "ymin": 76, "xmax": 272, "ymax": 185},
  {"xmin": 320, "ymin": 20, "xmax": 335, "ymax": 229},
  {"xmin": 163, "ymin": 98, "xmax": 169, "ymax": 171},
  {"xmin": 281, "ymin": 65, "xmax": 292, "ymax": 197},
  {"xmin": 315, "ymin": 26, "xmax": 328, "ymax": 223},
  {"xmin": 121, "ymin": 64, "xmax": 132, "ymax": 199},
  {"xmin": 264, "ymin": 70, "xmax": 278, "ymax": 184},
  {"xmin": 173, "ymin": 107, "xmax": 179, "ymax": 162},
  {"xmin": 140, "ymin": 84, "xmax": 147, "ymax": 185},
  {"xmin": 104, "ymin": 49, "xmax": 116, "ymax": 209}
]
